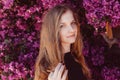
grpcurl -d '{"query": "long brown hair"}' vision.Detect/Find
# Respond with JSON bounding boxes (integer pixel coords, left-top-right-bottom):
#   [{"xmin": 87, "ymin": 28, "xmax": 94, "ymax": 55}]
[{"xmin": 34, "ymin": 4, "xmax": 91, "ymax": 80}]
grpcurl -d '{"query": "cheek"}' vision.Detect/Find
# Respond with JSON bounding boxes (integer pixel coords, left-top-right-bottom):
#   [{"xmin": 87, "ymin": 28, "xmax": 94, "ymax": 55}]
[{"xmin": 59, "ymin": 29, "xmax": 67, "ymax": 41}]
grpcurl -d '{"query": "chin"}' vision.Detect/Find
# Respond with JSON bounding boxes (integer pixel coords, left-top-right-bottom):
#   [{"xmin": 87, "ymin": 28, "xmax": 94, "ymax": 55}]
[
  {"xmin": 68, "ymin": 40, "xmax": 76, "ymax": 44},
  {"xmin": 67, "ymin": 37, "xmax": 76, "ymax": 43}
]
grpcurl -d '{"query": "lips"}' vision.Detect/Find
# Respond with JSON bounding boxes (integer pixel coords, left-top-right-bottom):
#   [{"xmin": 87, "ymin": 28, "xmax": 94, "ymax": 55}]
[{"xmin": 67, "ymin": 34, "xmax": 75, "ymax": 38}]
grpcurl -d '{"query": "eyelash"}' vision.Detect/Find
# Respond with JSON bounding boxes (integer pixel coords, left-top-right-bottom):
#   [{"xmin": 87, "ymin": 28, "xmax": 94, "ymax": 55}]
[
  {"xmin": 60, "ymin": 22, "xmax": 77, "ymax": 28},
  {"xmin": 71, "ymin": 22, "xmax": 77, "ymax": 25},
  {"xmin": 60, "ymin": 25, "xmax": 64, "ymax": 28}
]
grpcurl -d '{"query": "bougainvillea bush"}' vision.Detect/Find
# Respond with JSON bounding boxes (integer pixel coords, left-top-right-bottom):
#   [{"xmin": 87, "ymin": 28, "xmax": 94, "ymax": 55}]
[
  {"xmin": 0, "ymin": 0, "xmax": 82, "ymax": 79},
  {"xmin": 83, "ymin": 0, "xmax": 120, "ymax": 28},
  {"xmin": 83, "ymin": 0, "xmax": 120, "ymax": 80},
  {"xmin": 0, "ymin": 0, "xmax": 120, "ymax": 80}
]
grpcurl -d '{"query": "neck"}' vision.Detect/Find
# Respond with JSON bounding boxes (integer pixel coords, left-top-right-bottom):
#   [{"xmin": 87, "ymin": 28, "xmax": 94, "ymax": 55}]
[{"xmin": 62, "ymin": 43, "xmax": 71, "ymax": 54}]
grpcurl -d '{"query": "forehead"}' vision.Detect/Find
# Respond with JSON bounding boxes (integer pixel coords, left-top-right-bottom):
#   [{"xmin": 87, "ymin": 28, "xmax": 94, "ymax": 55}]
[{"xmin": 60, "ymin": 10, "xmax": 74, "ymax": 23}]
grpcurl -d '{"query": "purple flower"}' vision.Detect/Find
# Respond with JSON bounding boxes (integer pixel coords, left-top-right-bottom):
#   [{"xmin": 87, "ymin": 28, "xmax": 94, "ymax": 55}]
[
  {"xmin": 17, "ymin": 6, "xmax": 27, "ymax": 17},
  {"xmin": 16, "ymin": 19, "xmax": 26, "ymax": 30},
  {"xmin": 33, "ymin": 42, "xmax": 39, "ymax": 48},
  {"xmin": 41, "ymin": 0, "xmax": 64, "ymax": 9},
  {"xmin": 1, "ymin": 75, "xmax": 7, "ymax": 80},
  {"xmin": 2, "ymin": 0, "xmax": 14, "ymax": 9},
  {"xmin": 83, "ymin": 0, "xmax": 120, "ymax": 28},
  {"xmin": 34, "ymin": 22, "xmax": 41, "ymax": 31},
  {"xmin": 0, "ymin": 52, "xmax": 4, "ymax": 57},
  {"xmin": 101, "ymin": 66, "xmax": 120, "ymax": 80},
  {"xmin": 92, "ymin": 54, "xmax": 104, "ymax": 66},
  {"xmin": 0, "ymin": 9, "xmax": 4, "ymax": 18},
  {"xmin": 0, "ymin": 31, "xmax": 6, "ymax": 39},
  {"xmin": 0, "ymin": 19, "xmax": 10, "ymax": 29}
]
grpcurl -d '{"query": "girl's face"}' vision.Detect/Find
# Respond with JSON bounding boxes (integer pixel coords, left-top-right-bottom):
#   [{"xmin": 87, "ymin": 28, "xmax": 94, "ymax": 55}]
[{"xmin": 59, "ymin": 10, "xmax": 77, "ymax": 45}]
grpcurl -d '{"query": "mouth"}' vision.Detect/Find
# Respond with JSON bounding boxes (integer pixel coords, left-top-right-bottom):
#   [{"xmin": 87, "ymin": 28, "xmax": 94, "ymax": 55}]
[{"xmin": 67, "ymin": 34, "xmax": 75, "ymax": 38}]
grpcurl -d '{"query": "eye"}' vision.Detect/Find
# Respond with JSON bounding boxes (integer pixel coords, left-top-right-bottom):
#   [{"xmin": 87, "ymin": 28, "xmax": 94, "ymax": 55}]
[
  {"xmin": 71, "ymin": 21, "xmax": 77, "ymax": 28},
  {"xmin": 59, "ymin": 25, "xmax": 64, "ymax": 28},
  {"xmin": 71, "ymin": 21, "xmax": 77, "ymax": 25}
]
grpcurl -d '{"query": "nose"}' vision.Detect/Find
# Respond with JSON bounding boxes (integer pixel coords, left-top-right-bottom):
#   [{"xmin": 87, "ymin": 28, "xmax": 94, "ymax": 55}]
[{"xmin": 68, "ymin": 26, "xmax": 75, "ymax": 32}]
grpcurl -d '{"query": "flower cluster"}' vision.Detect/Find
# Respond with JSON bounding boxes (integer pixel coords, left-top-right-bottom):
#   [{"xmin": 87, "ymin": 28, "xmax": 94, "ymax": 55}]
[
  {"xmin": 83, "ymin": 33, "xmax": 107, "ymax": 66},
  {"xmin": 1, "ymin": 62, "xmax": 28, "ymax": 80},
  {"xmin": 0, "ymin": 0, "xmax": 120, "ymax": 80},
  {"xmin": 102, "ymin": 66, "xmax": 120, "ymax": 80},
  {"xmin": 0, "ymin": 0, "xmax": 79, "ymax": 79},
  {"xmin": 84, "ymin": 31, "xmax": 120, "ymax": 80},
  {"xmin": 41, "ymin": 0, "xmax": 64, "ymax": 9},
  {"xmin": 83, "ymin": 0, "xmax": 120, "ymax": 28}
]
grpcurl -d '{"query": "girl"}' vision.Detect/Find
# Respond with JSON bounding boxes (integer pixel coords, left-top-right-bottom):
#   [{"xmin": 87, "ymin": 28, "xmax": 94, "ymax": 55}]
[{"xmin": 34, "ymin": 4, "xmax": 91, "ymax": 80}]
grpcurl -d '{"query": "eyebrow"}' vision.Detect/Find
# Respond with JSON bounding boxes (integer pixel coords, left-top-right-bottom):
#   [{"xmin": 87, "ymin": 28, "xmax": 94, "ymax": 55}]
[{"xmin": 60, "ymin": 20, "xmax": 75, "ymax": 24}]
